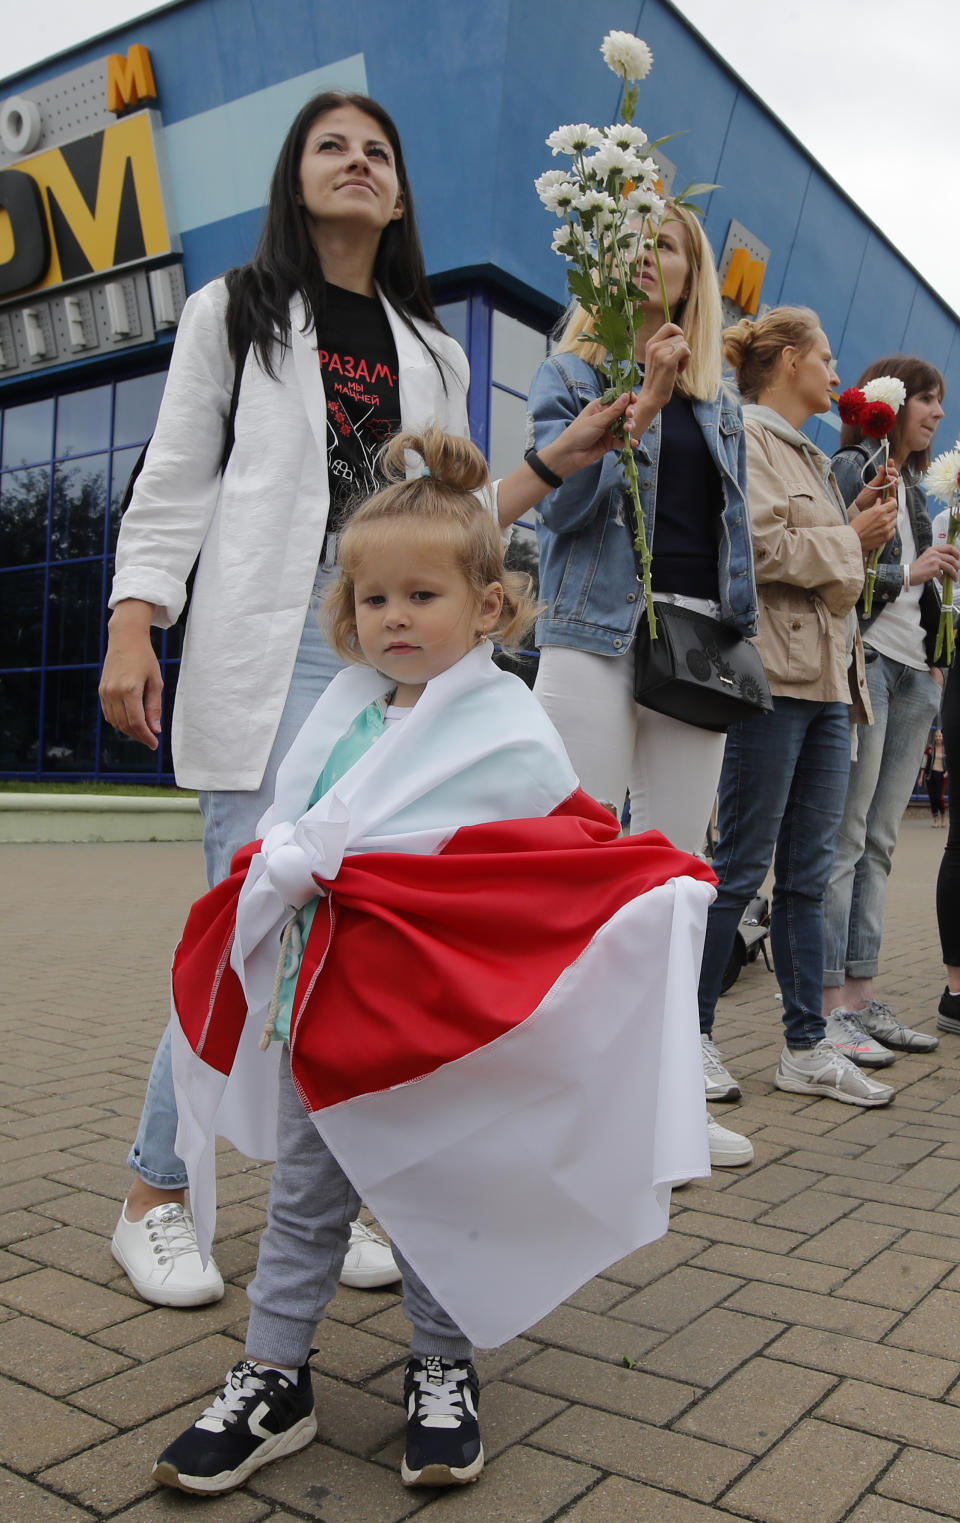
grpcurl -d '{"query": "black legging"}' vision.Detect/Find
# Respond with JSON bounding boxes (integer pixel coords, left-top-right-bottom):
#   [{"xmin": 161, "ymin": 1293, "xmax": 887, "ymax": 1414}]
[
  {"xmin": 928, "ymin": 770, "xmax": 946, "ymax": 818},
  {"xmin": 936, "ymin": 662, "xmax": 960, "ymax": 965}
]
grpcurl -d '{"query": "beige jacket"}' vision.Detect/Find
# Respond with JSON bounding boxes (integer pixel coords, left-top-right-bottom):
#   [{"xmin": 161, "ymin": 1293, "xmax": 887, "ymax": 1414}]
[{"xmin": 743, "ymin": 408, "xmax": 871, "ymax": 723}]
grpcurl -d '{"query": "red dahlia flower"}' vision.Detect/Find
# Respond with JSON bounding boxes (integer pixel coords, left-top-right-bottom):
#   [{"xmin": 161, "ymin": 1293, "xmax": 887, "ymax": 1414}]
[
  {"xmin": 860, "ymin": 400, "xmax": 897, "ymax": 439},
  {"xmin": 837, "ymin": 388, "xmax": 866, "ymax": 426}
]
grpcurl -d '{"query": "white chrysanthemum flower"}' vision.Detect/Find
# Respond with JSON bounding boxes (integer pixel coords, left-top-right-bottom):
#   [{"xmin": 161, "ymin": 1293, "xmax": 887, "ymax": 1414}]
[
  {"xmin": 535, "ymin": 169, "xmax": 570, "ymax": 193},
  {"xmin": 626, "ymin": 187, "xmax": 665, "ymax": 221},
  {"xmin": 603, "ymin": 122, "xmax": 649, "ymax": 151},
  {"xmin": 862, "ymin": 375, "xmax": 907, "ymax": 412},
  {"xmin": 600, "ymin": 30, "xmax": 653, "ymax": 81},
  {"xmin": 537, "ymin": 176, "xmax": 579, "ymax": 212},
  {"xmin": 574, "ymin": 189, "xmax": 616, "ymax": 214},
  {"xmin": 923, "ymin": 448, "xmax": 960, "ymax": 505},
  {"xmin": 551, "ymin": 226, "xmax": 578, "ymax": 258},
  {"xmin": 546, "ymin": 124, "xmax": 604, "ymax": 157},
  {"xmin": 585, "ymin": 141, "xmax": 642, "ymax": 179}
]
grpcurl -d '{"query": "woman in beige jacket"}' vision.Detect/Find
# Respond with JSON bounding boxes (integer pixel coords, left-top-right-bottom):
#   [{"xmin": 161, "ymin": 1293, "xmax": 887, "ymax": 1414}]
[{"xmin": 697, "ymin": 307, "xmax": 899, "ymax": 1111}]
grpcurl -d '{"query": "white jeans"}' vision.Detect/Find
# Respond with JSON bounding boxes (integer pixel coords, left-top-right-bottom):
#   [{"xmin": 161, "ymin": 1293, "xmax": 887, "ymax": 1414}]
[{"xmin": 534, "ymin": 643, "xmax": 726, "ymax": 854}]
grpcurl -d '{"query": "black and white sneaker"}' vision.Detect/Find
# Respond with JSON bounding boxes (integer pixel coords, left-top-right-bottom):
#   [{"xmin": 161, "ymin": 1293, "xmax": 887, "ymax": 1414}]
[
  {"xmin": 153, "ymin": 1359, "xmax": 317, "ymax": 1494},
  {"xmin": 400, "ymin": 1355, "xmax": 483, "ymax": 1486}
]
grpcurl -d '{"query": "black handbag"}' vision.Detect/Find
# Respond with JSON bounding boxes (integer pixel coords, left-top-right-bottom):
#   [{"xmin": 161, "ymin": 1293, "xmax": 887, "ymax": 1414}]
[{"xmin": 632, "ymin": 601, "xmax": 773, "ymax": 733}]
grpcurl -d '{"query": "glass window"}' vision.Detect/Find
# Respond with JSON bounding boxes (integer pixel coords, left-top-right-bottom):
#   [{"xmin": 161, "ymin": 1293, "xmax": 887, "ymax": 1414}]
[
  {"xmin": 0, "ymin": 566, "xmax": 45, "ymax": 666},
  {"xmin": 436, "ymin": 299, "xmax": 468, "ymax": 353},
  {"xmin": 42, "ymin": 667, "xmax": 99, "ymax": 772},
  {"xmin": 0, "ymin": 670, "xmax": 41, "ymax": 770},
  {"xmin": 51, "ymin": 455, "xmax": 108, "ymax": 560},
  {"xmin": 114, "ymin": 371, "xmax": 166, "ymax": 447},
  {"xmin": 492, "ymin": 310, "xmax": 547, "ymax": 393},
  {"xmin": 489, "ymin": 387, "xmax": 529, "ymax": 482},
  {"xmin": 55, "ymin": 385, "xmax": 111, "ymax": 458},
  {"xmin": 0, "ymin": 466, "xmax": 50, "ymax": 566},
  {"xmin": 47, "ymin": 561, "xmax": 105, "ymax": 667},
  {"xmin": 108, "ymin": 445, "xmax": 145, "ymax": 551},
  {"xmin": 2, "ymin": 398, "xmax": 54, "ymax": 468}
]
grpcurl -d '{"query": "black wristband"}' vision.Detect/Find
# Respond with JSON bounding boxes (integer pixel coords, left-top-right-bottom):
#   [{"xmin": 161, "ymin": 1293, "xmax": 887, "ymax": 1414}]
[{"xmin": 524, "ymin": 447, "xmax": 563, "ymax": 491}]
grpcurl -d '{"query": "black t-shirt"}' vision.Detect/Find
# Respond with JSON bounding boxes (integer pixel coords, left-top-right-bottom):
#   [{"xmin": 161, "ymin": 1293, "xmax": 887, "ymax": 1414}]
[
  {"xmin": 650, "ymin": 392, "xmax": 723, "ymax": 600},
  {"xmin": 318, "ymin": 284, "xmax": 401, "ymax": 534}
]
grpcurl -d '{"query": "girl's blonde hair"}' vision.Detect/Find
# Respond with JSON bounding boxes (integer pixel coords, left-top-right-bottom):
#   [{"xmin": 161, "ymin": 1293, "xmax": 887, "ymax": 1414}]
[
  {"xmin": 553, "ymin": 203, "xmax": 723, "ymax": 401},
  {"xmin": 326, "ymin": 427, "xmax": 538, "ymax": 660},
  {"xmin": 722, "ymin": 306, "xmax": 821, "ymax": 402}
]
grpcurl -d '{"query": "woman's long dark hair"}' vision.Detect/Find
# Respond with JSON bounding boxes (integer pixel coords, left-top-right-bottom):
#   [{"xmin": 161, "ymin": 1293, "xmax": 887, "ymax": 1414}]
[{"xmin": 224, "ymin": 91, "xmax": 447, "ymax": 381}]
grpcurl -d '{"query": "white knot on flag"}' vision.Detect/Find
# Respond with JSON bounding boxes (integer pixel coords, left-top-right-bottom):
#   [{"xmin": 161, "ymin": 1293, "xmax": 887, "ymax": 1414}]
[{"xmin": 260, "ymin": 811, "xmax": 348, "ymax": 908}]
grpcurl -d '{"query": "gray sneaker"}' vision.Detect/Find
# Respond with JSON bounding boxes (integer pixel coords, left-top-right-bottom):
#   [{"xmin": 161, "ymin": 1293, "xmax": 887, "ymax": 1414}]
[
  {"xmin": 701, "ymin": 1035, "xmax": 741, "ymax": 1101},
  {"xmin": 774, "ymin": 1039, "xmax": 895, "ymax": 1107},
  {"xmin": 824, "ymin": 1009, "xmax": 896, "ymax": 1068},
  {"xmin": 857, "ymin": 999, "xmax": 939, "ymax": 1053}
]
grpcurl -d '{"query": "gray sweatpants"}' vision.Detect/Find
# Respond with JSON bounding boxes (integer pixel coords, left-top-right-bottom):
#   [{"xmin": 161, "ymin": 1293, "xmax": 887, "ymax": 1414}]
[{"xmin": 246, "ymin": 1049, "xmax": 473, "ymax": 1368}]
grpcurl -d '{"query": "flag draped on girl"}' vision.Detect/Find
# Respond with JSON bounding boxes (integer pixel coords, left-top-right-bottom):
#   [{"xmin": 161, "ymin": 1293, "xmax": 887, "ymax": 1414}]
[{"xmin": 170, "ymin": 643, "xmax": 715, "ymax": 1347}]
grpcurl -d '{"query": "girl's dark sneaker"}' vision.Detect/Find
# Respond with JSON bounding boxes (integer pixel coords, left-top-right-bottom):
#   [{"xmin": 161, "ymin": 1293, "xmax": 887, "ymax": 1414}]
[
  {"xmin": 938, "ymin": 987, "xmax": 960, "ymax": 1034},
  {"xmin": 401, "ymin": 1355, "xmax": 483, "ymax": 1486},
  {"xmin": 153, "ymin": 1359, "xmax": 316, "ymax": 1493}
]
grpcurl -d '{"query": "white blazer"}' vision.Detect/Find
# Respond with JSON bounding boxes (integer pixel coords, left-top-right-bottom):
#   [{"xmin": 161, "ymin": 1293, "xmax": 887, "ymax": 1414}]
[{"xmin": 110, "ymin": 278, "xmax": 472, "ymax": 790}]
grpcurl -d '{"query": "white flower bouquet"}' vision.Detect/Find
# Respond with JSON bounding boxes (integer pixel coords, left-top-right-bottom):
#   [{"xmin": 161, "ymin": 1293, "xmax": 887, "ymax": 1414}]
[
  {"xmin": 923, "ymin": 445, "xmax": 960, "ymax": 663},
  {"xmin": 536, "ymin": 31, "xmax": 716, "ymax": 637}
]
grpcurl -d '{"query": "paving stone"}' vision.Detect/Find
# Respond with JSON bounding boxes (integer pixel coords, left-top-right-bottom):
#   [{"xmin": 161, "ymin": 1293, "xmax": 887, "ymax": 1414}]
[
  {"xmin": 893, "ymin": 1157, "xmax": 960, "ymax": 1198},
  {"xmin": 558, "ymin": 1475, "xmax": 750, "ymax": 1521},
  {"xmin": 0, "ymin": 1373, "xmax": 115, "ymax": 1472},
  {"xmin": 848, "ymin": 1497, "xmax": 960, "ymax": 1523},
  {"xmin": 600, "ymin": 1232, "xmax": 709, "ymax": 1288},
  {"xmin": 310, "ymin": 1319, "xmax": 407, "ymax": 1382},
  {"xmin": 670, "ymin": 1185, "xmax": 770, "ymax": 1223},
  {"xmin": 415, "ymin": 1444, "xmax": 598, "ymax": 1521},
  {"xmin": 610, "ymin": 1266, "xmax": 743, "ymax": 1333},
  {"xmin": 726, "ymin": 1162, "xmax": 824, "ymax": 1204},
  {"xmin": 310, "ymin": 1370, "xmax": 407, "ymax": 1457},
  {"xmin": 660, "ymin": 1210, "xmax": 804, "ymax": 1254},
  {"xmin": 757, "ymin": 1191, "xmax": 855, "ymax": 1235},
  {"xmin": 819, "ymin": 1378, "xmax": 960, "ymax": 1457},
  {"xmin": 92, "ymin": 1284, "xmax": 250, "ymax": 1358},
  {"xmin": 0, "ymin": 1316, "xmax": 134, "ymax": 1396},
  {"xmin": 513, "ymin": 1347, "xmax": 695, "ymax": 1425},
  {"xmin": 0, "ymin": 1210, "xmax": 60, "ymax": 1248},
  {"xmin": 884, "ymin": 1289, "xmax": 960, "ymax": 1360},
  {"xmin": 803, "ymin": 1177, "xmax": 945, "ymax": 1211},
  {"xmin": 792, "ymin": 1219, "xmax": 902, "ymax": 1268},
  {"xmin": 641, "ymin": 1308, "xmax": 782, "ymax": 1387},
  {"xmin": 722, "ymin": 1282, "xmax": 900, "ymax": 1339},
  {"xmin": 10, "ymin": 1224, "xmax": 119, "ymax": 1282},
  {"xmin": 877, "ymin": 1448, "xmax": 960, "ymax": 1512},
  {"xmin": 0, "ymin": 1466, "xmax": 96, "ymax": 1522},
  {"xmin": 0, "ymin": 1268, "xmax": 144, "ymax": 1333},
  {"xmin": 564, "ymin": 1276, "xmax": 635, "ymax": 1315},
  {"xmin": 526, "ymin": 1305, "xmax": 666, "ymax": 1365},
  {"xmin": 766, "ymin": 1325, "xmax": 958, "ymax": 1398},
  {"xmin": 688, "ymin": 1243, "xmax": 845, "ymax": 1292},
  {"xmin": 855, "ymin": 1200, "xmax": 960, "ymax": 1238},
  {"xmin": 838, "ymin": 1249, "xmax": 952, "ymax": 1311},
  {"xmin": 721, "ymin": 1417, "xmax": 896, "ymax": 1523},
  {"xmin": 118, "ymin": 1491, "xmax": 272, "ymax": 1521},
  {"xmin": 70, "ymin": 1332, "xmax": 243, "ymax": 1424},
  {"xmin": 676, "ymin": 1353, "xmax": 834, "ymax": 1455},
  {"xmin": 857, "ymin": 1135, "xmax": 940, "ymax": 1168},
  {"xmin": 529, "ymin": 1405, "xmax": 749, "ymax": 1500}
]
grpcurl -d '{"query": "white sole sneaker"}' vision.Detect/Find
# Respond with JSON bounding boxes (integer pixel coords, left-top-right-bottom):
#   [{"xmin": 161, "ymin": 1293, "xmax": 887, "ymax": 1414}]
[
  {"xmin": 707, "ymin": 1115, "xmax": 754, "ymax": 1167},
  {"xmin": 112, "ymin": 1201, "xmax": 224, "ymax": 1307},
  {"xmin": 701, "ymin": 1035, "xmax": 741, "ymax": 1101},
  {"xmin": 824, "ymin": 1009, "xmax": 895, "ymax": 1068},
  {"xmin": 774, "ymin": 1040, "xmax": 894, "ymax": 1107},
  {"xmin": 339, "ymin": 1220, "xmax": 401, "ymax": 1289}
]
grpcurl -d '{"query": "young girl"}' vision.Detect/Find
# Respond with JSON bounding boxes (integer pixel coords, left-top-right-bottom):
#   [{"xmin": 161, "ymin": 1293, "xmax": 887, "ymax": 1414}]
[{"xmin": 155, "ymin": 428, "xmax": 716, "ymax": 1497}]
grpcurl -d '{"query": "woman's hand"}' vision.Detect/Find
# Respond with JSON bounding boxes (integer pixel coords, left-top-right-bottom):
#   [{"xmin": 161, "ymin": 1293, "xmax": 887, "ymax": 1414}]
[
  {"xmin": 850, "ymin": 498, "xmax": 897, "ymax": 552},
  {"xmin": 99, "ymin": 600, "xmax": 163, "ymax": 749},
  {"xmin": 538, "ymin": 391, "xmax": 634, "ymax": 478},
  {"xmin": 851, "ymin": 463, "xmax": 898, "ymax": 513},
  {"xmin": 911, "ymin": 543, "xmax": 960, "ymax": 585},
  {"xmin": 628, "ymin": 323, "xmax": 691, "ymax": 437}
]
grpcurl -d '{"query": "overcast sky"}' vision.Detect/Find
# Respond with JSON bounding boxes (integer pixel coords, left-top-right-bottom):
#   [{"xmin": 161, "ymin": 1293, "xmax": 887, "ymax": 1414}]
[{"xmin": 3, "ymin": 0, "xmax": 959, "ymax": 314}]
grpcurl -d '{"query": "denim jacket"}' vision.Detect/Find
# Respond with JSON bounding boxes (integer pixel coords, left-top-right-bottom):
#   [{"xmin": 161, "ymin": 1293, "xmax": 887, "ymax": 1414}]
[
  {"xmin": 832, "ymin": 445, "xmax": 942, "ymax": 666},
  {"xmin": 526, "ymin": 353, "xmax": 758, "ymax": 656}
]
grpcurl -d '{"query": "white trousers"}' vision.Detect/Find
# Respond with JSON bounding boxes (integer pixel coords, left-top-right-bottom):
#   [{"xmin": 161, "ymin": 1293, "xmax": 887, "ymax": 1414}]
[{"xmin": 535, "ymin": 644, "xmax": 726, "ymax": 855}]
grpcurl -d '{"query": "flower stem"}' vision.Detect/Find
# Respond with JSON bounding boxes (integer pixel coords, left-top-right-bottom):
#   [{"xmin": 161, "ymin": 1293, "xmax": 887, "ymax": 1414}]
[
  {"xmin": 935, "ymin": 496, "xmax": 960, "ymax": 663},
  {"xmin": 651, "ymin": 233, "xmax": 671, "ymax": 326},
  {"xmin": 862, "ymin": 439, "xmax": 890, "ymax": 619},
  {"xmin": 619, "ymin": 440, "xmax": 657, "ymax": 637}
]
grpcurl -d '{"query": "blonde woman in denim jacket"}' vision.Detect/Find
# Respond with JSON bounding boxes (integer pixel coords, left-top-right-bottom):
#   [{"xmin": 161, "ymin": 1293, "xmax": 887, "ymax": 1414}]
[{"xmin": 527, "ymin": 205, "xmax": 758, "ymax": 857}]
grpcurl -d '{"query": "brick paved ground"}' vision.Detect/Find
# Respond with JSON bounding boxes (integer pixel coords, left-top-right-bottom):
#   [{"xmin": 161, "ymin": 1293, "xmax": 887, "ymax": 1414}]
[{"xmin": 1, "ymin": 814, "xmax": 957, "ymax": 1522}]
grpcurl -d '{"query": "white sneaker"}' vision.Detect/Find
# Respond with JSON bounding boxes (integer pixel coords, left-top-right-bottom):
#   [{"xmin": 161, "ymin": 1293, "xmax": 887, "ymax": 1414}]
[
  {"xmin": 774, "ymin": 1040, "xmax": 895, "ymax": 1107},
  {"xmin": 707, "ymin": 1115, "xmax": 754, "ymax": 1167},
  {"xmin": 824, "ymin": 1009, "xmax": 895, "ymax": 1068},
  {"xmin": 701, "ymin": 1035, "xmax": 741, "ymax": 1101},
  {"xmin": 339, "ymin": 1221, "xmax": 401, "ymax": 1289},
  {"xmin": 858, "ymin": 999, "xmax": 939, "ymax": 1053},
  {"xmin": 112, "ymin": 1201, "xmax": 224, "ymax": 1307}
]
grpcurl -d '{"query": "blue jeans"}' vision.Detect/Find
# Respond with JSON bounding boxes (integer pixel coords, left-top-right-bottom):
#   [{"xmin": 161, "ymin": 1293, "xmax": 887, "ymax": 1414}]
[
  {"xmin": 699, "ymin": 697, "xmax": 852, "ymax": 1050},
  {"xmin": 128, "ymin": 567, "xmax": 346, "ymax": 1187},
  {"xmin": 823, "ymin": 653, "xmax": 940, "ymax": 985}
]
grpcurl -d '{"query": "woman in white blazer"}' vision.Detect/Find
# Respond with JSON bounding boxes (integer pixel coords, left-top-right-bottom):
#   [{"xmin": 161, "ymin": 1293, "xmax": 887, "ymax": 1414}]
[{"xmin": 99, "ymin": 90, "xmax": 630, "ymax": 1310}]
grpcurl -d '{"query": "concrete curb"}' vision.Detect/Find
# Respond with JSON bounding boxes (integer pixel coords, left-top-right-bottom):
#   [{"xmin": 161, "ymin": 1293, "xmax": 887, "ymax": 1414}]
[{"xmin": 0, "ymin": 792, "xmax": 203, "ymax": 843}]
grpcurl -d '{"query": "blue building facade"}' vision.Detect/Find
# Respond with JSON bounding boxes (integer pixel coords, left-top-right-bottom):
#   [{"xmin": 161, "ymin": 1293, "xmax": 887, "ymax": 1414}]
[{"xmin": 1, "ymin": 0, "xmax": 957, "ymax": 780}]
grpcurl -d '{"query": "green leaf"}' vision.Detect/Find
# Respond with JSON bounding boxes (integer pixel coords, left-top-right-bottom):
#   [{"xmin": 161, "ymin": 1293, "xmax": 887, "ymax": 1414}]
[{"xmin": 674, "ymin": 180, "xmax": 721, "ymax": 200}]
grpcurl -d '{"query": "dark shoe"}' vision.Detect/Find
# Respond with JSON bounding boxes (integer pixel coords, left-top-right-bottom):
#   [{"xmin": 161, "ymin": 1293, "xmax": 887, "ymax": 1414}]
[
  {"xmin": 937, "ymin": 987, "xmax": 960, "ymax": 1035},
  {"xmin": 153, "ymin": 1359, "xmax": 316, "ymax": 1494},
  {"xmin": 401, "ymin": 1355, "xmax": 483, "ymax": 1486}
]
